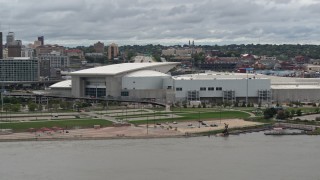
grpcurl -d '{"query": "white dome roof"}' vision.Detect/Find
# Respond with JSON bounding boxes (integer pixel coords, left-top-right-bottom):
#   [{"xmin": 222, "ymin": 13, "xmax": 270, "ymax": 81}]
[
  {"xmin": 50, "ymin": 80, "xmax": 72, "ymax": 88},
  {"xmin": 124, "ymin": 70, "xmax": 170, "ymax": 77}
]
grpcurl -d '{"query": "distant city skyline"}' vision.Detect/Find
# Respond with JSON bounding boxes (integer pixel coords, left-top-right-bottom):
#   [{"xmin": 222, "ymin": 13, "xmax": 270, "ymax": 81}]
[{"xmin": 1, "ymin": 0, "xmax": 320, "ymax": 46}]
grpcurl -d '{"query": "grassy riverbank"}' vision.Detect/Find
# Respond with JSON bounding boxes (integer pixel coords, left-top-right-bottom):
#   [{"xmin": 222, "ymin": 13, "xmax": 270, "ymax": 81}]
[
  {"xmin": 130, "ymin": 111, "xmax": 250, "ymax": 125},
  {"xmin": 194, "ymin": 124, "xmax": 272, "ymax": 136},
  {"xmin": 0, "ymin": 119, "xmax": 113, "ymax": 132}
]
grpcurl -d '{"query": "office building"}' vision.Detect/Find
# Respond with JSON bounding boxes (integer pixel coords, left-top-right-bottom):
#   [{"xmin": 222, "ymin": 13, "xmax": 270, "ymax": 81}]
[
  {"xmin": 35, "ymin": 44, "xmax": 65, "ymax": 56},
  {"xmin": 38, "ymin": 52, "xmax": 69, "ymax": 68},
  {"xmin": 94, "ymin": 41, "xmax": 104, "ymax": 53},
  {"xmin": 0, "ymin": 57, "xmax": 39, "ymax": 82},
  {"xmin": 108, "ymin": 43, "xmax": 119, "ymax": 60},
  {"xmin": 38, "ymin": 36, "xmax": 44, "ymax": 45},
  {"xmin": 6, "ymin": 32, "xmax": 15, "ymax": 46},
  {"xmin": 21, "ymin": 47, "xmax": 34, "ymax": 58},
  {"xmin": 8, "ymin": 44, "xmax": 22, "ymax": 57}
]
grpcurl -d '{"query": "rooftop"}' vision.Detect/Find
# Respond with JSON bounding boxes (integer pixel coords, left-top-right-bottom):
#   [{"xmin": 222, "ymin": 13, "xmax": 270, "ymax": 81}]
[
  {"xmin": 0, "ymin": 57, "xmax": 32, "ymax": 60},
  {"xmin": 173, "ymin": 73, "xmax": 269, "ymax": 80},
  {"xmin": 71, "ymin": 62, "xmax": 179, "ymax": 76},
  {"xmin": 124, "ymin": 70, "xmax": 170, "ymax": 77},
  {"xmin": 271, "ymin": 85, "xmax": 320, "ymax": 89},
  {"xmin": 50, "ymin": 80, "xmax": 72, "ymax": 89}
]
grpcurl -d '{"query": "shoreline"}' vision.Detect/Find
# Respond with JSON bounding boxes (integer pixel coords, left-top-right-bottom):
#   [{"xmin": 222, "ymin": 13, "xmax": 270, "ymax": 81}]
[{"xmin": 7, "ymin": 118, "xmax": 311, "ymax": 142}]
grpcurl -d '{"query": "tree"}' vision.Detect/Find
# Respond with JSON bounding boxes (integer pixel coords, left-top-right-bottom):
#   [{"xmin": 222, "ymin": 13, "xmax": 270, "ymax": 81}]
[
  {"xmin": 264, "ymin": 108, "xmax": 277, "ymax": 119},
  {"xmin": 284, "ymin": 110, "xmax": 290, "ymax": 119},
  {"xmin": 276, "ymin": 110, "xmax": 287, "ymax": 120},
  {"xmin": 296, "ymin": 109, "xmax": 302, "ymax": 116},
  {"xmin": 28, "ymin": 102, "xmax": 37, "ymax": 112},
  {"xmin": 38, "ymin": 104, "xmax": 43, "ymax": 112},
  {"xmin": 10, "ymin": 104, "xmax": 20, "ymax": 112},
  {"xmin": 60, "ymin": 101, "xmax": 67, "ymax": 110},
  {"xmin": 152, "ymin": 54, "xmax": 161, "ymax": 62},
  {"xmin": 127, "ymin": 50, "xmax": 136, "ymax": 61},
  {"xmin": 52, "ymin": 104, "xmax": 59, "ymax": 111},
  {"xmin": 234, "ymin": 101, "xmax": 239, "ymax": 107},
  {"xmin": 290, "ymin": 109, "xmax": 296, "ymax": 118},
  {"xmin": 3, "ymin": 104, "xmax": 11, "ymax": 112},
  {"xmin": 202, "ymin": 103, "xmax": 206, "ymax": 108},
  {"xmin": 241, "ymin": 101, "xmax": 246, "ymax": 107}
]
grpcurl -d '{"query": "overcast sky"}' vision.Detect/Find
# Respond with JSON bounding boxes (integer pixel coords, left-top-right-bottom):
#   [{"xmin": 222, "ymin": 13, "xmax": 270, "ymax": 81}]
[{"xmin": 1, "ymin": 0, "xmax": 320, "ymax": 46}]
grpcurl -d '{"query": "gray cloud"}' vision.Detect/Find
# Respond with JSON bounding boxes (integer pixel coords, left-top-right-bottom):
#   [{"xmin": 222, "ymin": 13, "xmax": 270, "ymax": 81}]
[{"xmin": 0, "ymin": 0, "xmax": 319, "ymax": 46}]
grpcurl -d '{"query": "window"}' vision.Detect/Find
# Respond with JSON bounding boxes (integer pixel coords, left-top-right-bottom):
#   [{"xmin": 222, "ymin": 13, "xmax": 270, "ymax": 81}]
[
  {"xmin": 216, "ymin": 87, "xmax": 222, "ymax": 91},
  {"xmin": 121, "ymin": 91, "xmax": 129, "ymax": 96},
  {"xmin": 85, "ymin": 88, "xmax": 106, "ymax": 97},
  {"xmin": 167, "ymin": 86, "xmax": 172, "ymax": 89},
  {"xmin": 200, "ymin": 87, "xmax": 206, "ymax": 91},
  {"xmin": 208, "ymin": 87, "xmax": 215, "ymax": 91},
  {"xmin": 176, "ymin": 87, "xmax": 182, "ymax": 91}
]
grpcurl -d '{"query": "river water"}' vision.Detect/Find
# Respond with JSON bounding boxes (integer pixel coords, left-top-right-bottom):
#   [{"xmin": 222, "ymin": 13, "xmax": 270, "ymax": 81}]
[{"xmin": 0, "ymin": 133, "xmax": 320, "ymax": 180}]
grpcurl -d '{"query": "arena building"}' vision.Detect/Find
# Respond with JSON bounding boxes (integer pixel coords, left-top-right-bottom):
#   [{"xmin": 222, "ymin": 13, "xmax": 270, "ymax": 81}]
[{"xmin": 50, "ymin": 62, "xmax": 320, "ymax": 104}]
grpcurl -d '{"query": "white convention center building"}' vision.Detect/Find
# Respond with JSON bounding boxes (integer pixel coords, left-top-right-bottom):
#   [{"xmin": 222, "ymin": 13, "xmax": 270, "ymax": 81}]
[{"xmin": 50, "ymin": 62, "xmax": 320, "ymax": 104}]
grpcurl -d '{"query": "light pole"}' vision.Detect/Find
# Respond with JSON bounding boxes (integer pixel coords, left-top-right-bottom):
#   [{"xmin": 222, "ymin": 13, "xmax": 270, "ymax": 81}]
[
  {"xmin": 147, "ymin": 114, "xmax": 149, "ymax": 134},
  {"xmin": 125, "ymin": 105, "xmax": 128, "ymax": 122},
  {"xmin": 198, "ymin": 111, "xmax": 201, "ymax": 128},
  {"xmin": 154, "ymin": 109, "xmax": 156, "ymax": 126},
  {"xmin": 220, "ymin": 106, "xmax": 222, "ymax": 124},
  {"xmin": 95, "ymin": 84, "xmax": 98, "ymax": 104},
  {"xmin": 0, "ymin": 93, "xmax": 2, "ymax": 122},
  {"xmin": 171, "ymin": 107, "xmax": 173, "ymax": 122},
  {"xmin": 246, "ymin": 71, "xmax": 248, "ymax": 107}
]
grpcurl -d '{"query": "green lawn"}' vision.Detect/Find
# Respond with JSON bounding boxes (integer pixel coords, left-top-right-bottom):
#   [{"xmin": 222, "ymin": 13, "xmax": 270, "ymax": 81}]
[
  {"xmin": 286, "ymin": 107, "xmax": 319, "ymax": 113},
  {"xmin": 114, "ymin": 111, "xmax": 186, "ymax": 119},
  {"xmin": 0, "ymin": 119, "xmax": 113, "ymax": 132},
  {"xmin": 131, "ymin": 111, "xmax": 250, "ymax": 125},
  {"xmin": 244, "ymin": 117, "xmax": 275, "ymax": 124},
  {"xmin": 172, "ymin": 107, "xmax": 220, "ymax": 112}
]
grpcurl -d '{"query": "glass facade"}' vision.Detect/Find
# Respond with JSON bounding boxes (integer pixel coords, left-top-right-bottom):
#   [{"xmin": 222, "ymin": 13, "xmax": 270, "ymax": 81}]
[
  {"xmin": 0, "ymin": 58, "xmax": 39, "ymax": 81},
  {"xmin": 121, "ymin": 91, "xmax": 129, "ymax": 96},
  {"xmin": 39, "ymin": 54, "xmax": 69, "ymax": 68},
  {"xmin": 85, "ymin": 88, "xmax": 106, "ymax": 98}
]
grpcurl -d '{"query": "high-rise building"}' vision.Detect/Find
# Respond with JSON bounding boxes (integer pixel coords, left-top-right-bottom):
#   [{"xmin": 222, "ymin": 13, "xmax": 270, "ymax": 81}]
[
  {"xmin": 0, "ymin": 32, "xmax": 3, "ymax": 59},
  {"xmin": 108, "ymin": 43, "xmax": 119, "ymax": 60},
  {"xmin": 38, "ymin": 36, "xmax": 44, "ymax": 46},
  {"xmin": 94, "ymin": 41, "xmax": 104, "ymax": 53},
  {"xmin": 35, "ymin": 44, "xmax": 65, "ymax": 56},
  {"xmin": 6, "ymin": 32, "xmax": 15, "ymax": 46},
  {"xmin": 8, "ymin": 44, "xmax": 22, "ymax": 57},
  {"xmin": 2, "ymin": 48, "xmax": 8, "ymax": 59},
  {"xmin": 38, "ymin": 51, "xmax": 69, "ymax": 68},
  {"xmin": 21, "ymin": 47, "xmax": 34, "ymax": 58},
  {"xmin": 0, "ymin": 57, "xmax": 39, "ymax": 81},
  {"xmin": 33, "ymin": 40, "xmax": 42, "ymax": 48}
]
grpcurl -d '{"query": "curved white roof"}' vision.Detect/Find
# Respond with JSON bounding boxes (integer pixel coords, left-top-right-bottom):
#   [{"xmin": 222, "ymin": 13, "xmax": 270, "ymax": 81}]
[
  {"xmin": 71, "ymin": 62, "xmax": 179, "ymax": 76},
  {"xmin": 271, "ymin": 85, "xmax": 320, "ymax": 89},
  {"xmin": 50, "ymin": 80, "xmax": 72, "ymax": 89},
  {"xmin": 124, "ymin": 70, "xmax": 170, "ymax": 77}
]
